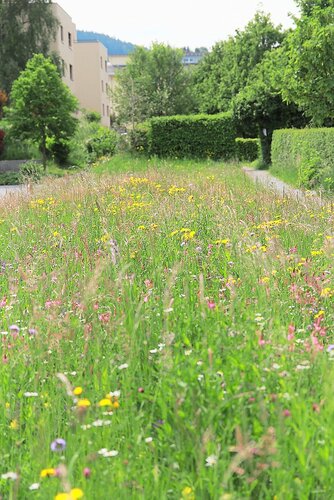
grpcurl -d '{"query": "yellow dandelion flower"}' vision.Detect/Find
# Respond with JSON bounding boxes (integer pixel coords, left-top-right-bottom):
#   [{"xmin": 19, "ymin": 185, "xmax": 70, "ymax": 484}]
[
  {"xmin": 97, "ymin": 399, "xmax": 113, "ymax": 407},
  {"xmin": 184, "ymin": 231, "xmax": 196, "ymax": 241},
  {"xmin": 40, "ymin": 468, "xmax": 56, "ymax": 478},
  {"xmin": 9, "ymin": 419, "xmax": 18, "ymax": 430},
  {"xmin": 169, "ymin": 230, "xmax": 179, "ymax": 237},
  {"xmin": 137, "ymin": 225, "xmax": 146, "ymax": 230},
  {"xmin": 182, "ymin": 486, "xmax": 195, "ymax": 499},
  {"xmin": 113, "ymin": 401, "xmax": 120, "ymax": 409},
  {"xmin": 77, "ymin": 398, "xmax": 91, "ymax": 408},
  {"xmin": 73, "ymin": 387, "xmax": 83, "ymax": 396}
]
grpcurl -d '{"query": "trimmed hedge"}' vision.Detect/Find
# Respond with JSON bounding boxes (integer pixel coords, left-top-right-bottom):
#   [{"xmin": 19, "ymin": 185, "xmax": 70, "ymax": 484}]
[
  {"xmin": 235, "ymin": 138, "xmax": 260, "ymax": 162},
  {"xmin": 272, "ymin": 128, "xmax": 334, "ymax": 191},
  {"xmin": 129, "ymin": 122, "xmax": 151, "ymax": 154},
  {"xmin": 136, "ymin": 113, "xmax": 236, "ymax": 160}
]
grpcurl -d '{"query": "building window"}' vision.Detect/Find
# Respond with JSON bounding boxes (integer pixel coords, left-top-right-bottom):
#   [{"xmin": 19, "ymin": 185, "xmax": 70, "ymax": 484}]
[
  {"xmin": 100, "ymin": 56, "xmax": 103, "ymax": 69},
  {"xmin": 69, "ymin": 64, "xmax": 73, "ymax": 81},
  {"xmin": 60, "ymin": 25, "xmax": 64, "ymax": 42},
  {"xmin": 68, "ymin": 32, "xmax": 72, "ymax": 47},
  {"xmin": 107, "ymin": 105, "xmax": 110, "ymax": 116},
  {"xmin": 105, "ymin": 60, "xmax": 107, "ymax": 72}
]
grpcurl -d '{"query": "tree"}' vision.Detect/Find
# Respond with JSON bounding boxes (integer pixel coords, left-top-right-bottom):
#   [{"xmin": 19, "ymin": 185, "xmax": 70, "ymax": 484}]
[
  {"xmin": 0, "ymin": 0, "xmax": 58, "ymax": 93},
  {"xmin": 7, "ymin": 54, "xmax": 78, "ymax": 168},
  {"xmin": 282, "ymin": 1, "xmax": 334, "ymax": 124},
  {"xmin": 112, "ymin": 43, "xmax": 195, "ymax": 127},
  {"xmin": 233, "ymin": 49, "xmax": 307, "ymax": 165},
  {"xmin": 194, "ymin": 12, "xmax": 284, "ymax": 114}
]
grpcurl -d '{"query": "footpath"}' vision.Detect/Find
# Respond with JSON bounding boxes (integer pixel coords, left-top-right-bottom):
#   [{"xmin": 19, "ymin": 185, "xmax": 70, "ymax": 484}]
[{"xmin": 242, "ymin": 167, "xmax": 325, "ymax": 204}]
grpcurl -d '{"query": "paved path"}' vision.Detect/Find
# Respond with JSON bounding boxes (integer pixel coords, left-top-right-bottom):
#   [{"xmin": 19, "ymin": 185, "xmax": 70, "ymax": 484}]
[
  {"xmin": 242, "ymin": 167, "xmax": 323, "ymax": 203},
  {"xmin": 0, "ymin": 185, "xmax": 26, "ymax": 199}
]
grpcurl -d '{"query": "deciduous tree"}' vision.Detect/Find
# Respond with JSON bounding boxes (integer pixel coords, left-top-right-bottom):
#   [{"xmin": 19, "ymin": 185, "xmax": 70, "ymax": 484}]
[
  {"xmin": 0, "ymin": 0, "xmax": 58, "ymax": 93},
  {"xmin": 7, "ymin": 54, "xmax": 78, "ymax": 168}
]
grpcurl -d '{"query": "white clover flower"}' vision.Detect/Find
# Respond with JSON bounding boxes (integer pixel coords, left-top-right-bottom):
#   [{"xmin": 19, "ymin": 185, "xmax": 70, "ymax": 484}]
[
  {"xmin": 29, "ymin": 483, "xmax": 40, "ymax": 491},
  {"xmin": 1, "ymin": 472, "xmax": 18, "ymax": 480},
  {"xmin": 118, "ymin": 363, "xmax": 128, "ymax": 370},
  {"xmin": 145, "ymin": 437, "xmax": 153, "ymax": 443},
  {"xmin": 24, "ymin": 392, "xmax": 38, "ymax": 397},
  {"xmin": 205, "ymin": 455, "xmax": 218, "ymax": 467}
]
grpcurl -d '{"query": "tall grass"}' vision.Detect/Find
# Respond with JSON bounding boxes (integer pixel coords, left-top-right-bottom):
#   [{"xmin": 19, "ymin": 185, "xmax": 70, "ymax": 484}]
[{"xmin": 0, "ymin": 155, "xmax": 333, "ymax": 499}]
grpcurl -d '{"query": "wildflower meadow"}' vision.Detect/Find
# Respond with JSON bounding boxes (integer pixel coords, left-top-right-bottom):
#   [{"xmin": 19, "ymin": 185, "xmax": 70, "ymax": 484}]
[{"xmin": 1, "ymin": 155, "xmax": 334, "ymax": 499}]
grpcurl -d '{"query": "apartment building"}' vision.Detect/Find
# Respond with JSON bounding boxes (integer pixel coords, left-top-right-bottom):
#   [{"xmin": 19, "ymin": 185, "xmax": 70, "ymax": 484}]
[
  {"xmin": 50, "ymin": 3, "xmax": 110, "ymax": 127},
  {"xmin": 50, "ymin": 3, "xmax": 76, "ymax": 94},
  {"xmin": 74, "ymin": 41, "xmax": 110, "ymax": 127}
]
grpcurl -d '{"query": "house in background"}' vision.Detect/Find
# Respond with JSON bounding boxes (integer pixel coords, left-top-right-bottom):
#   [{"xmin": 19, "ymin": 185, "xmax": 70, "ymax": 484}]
[
  {"xmin": 50, "ymin": 3, "xmax": 76, "ymax": 94},
  {"xmin": 74, "ymin": 41, "xmax": 110, "ymax": 127},
  {"xmin": 50, "ymin": 3, "xmax": 110, "ymax": 126}
]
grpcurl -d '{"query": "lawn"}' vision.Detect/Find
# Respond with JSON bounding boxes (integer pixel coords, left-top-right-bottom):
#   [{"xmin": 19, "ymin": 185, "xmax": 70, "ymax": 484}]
[{"xmin": 0, "ymin": 155, "xmax": 333, "ymax": 499}]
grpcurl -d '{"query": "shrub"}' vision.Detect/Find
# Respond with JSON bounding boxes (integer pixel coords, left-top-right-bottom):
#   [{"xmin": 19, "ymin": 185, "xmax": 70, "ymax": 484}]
[
  {"xmin": 46, "ymin": 137, "xmax": 71, "ymax": 166},
  {"xmin": 85, "ymin": 111, "xmax": 101, "ymax": 123},
  {"xmin": 129, "ymin": 122, "xmax": 151, "ymax": 154},
  {"xmin": 271, "ymin": 128, "xmax": 334, "ymax": 191},
  {"xmin": 148, "ymin": 113, "xmax": 236, "ymax": 160},
  {"xmin": 86, "ymin": 127, "xmax": 119, "ymax": 161},
  {"xmin": 0, "ymin": 130, "xmax": 5, "ymax": 157},
  {"xmin": 235, "ymin": 138, "xmax": 260, "ymax": 162},
  {"xmin": 0, "ymin": 171, "xmax": 20, "ymax": 185},
  {"xmin": 19, "ymin": 161, "xmax": 43, "ymax": 184}
]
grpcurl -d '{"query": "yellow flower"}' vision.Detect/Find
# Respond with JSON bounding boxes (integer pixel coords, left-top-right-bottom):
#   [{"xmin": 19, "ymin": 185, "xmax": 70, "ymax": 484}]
[
  {"xmin": 77, "ymin": 398, "xmax": 91, "ymax": 408},
  {"xmin": 113, "ymin": 401, "xmax": 120, "ymax": 409},
  {"xmin": 97, "ymin": 398, "xmax": 112, "ymax": 407},
  {"xmin": 184, "ymin": 231, "xmax": 196, "ymax": 241},
  {"xmin": 9, "ymin": 419, "xmax": 18, "ymax": 430},
  {"xmin": 5, "ymin": 402, "xmax": 10, "ymax": 409},
  {"xmin": 55, "ymin": 489, "xmax": 84, "ymax": 500},
  {"xmin": 73, "ymin": 386, "xmax": 83, "ymax": 396},
  {"xmin": 40, "ymin": 468, "xmax": 56, "ymax": 478},
  {"xmin": 182, "ymin": 486, "xmax": 195, "ymax": 499}
]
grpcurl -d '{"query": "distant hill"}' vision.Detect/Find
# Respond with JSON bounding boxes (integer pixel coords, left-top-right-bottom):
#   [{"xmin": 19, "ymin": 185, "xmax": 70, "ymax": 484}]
[{"xmin": 77, "ymin": 31, "xmax": 136, "ymax": 55}]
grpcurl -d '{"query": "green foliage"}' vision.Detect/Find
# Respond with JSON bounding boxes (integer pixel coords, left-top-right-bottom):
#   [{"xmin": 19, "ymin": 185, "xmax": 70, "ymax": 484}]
[
  {"xmin": 86, "ymin": 127, "xmax": 119, "ymax": 161},
  {"xmin": 66, "ymin": 118, "xmax": 100, "ymax": 168},
  {"xmin": 148, "ymin": 113, "xmax": 236, "ymax": 159},
  {"xmin": 0, "ymin": 129, "xmax": 5, "ymax": 157},
  {"xmin": 19, "ymin": 160, "xmax": 43, "ymax": 184},
  {"xmin": 194, "ymin": 11, "xmax": 285, "ymax": 114},
  {"xmin": 85, "ymin": 111, "xmax": 101, "ymax": 123},
  {"xmin": 0, "ymin": 171, "xmax": 20, "ymax": 185},
  {"xmin": 0, "ymin": 0, "xmax": 58, "ymax": 93},
  {"xmin": 7, "ymin": 54, "xmax": 78, "ymax": 168},
  {"xmin": 129, "ymin": 122, "xmax": 151, "ymax": 154},
  {"xmin": 271, "ymin": 128, "xmax": 334, "ymax": 190},
  {"xmin": 282, "ymin": 2, "xmax": 334, "ymax": 124},
  {"xmin": 235, "ymin": 138, "xmax": 260, "ymax": 162},
  {"xmin": 233, "ymin": 49, "xmax": 307, "ymax": 166},
  {"xmin": 113, "ymin": 43, "xmax": 195, "ymax": 126}
]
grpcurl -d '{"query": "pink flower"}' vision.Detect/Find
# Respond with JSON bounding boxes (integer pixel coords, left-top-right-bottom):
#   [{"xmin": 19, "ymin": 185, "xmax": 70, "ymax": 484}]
[
  {"xmin": 287, "ymin": 324, "xmax": 295, "ymax": 341},
  {"xmin": 282, "ymin": 409, "xmax": 291, "ymax": 418},
  {"xmin": 98, "ymin": 312, "xmax": 111, "ymax": 324},
  {"xmin": 83, "ymin": 467, "xmax": 91, "ymax": 478},
  {"xmin": 207, "ymin": 300, "xmax": 216, "ymax": 310}
]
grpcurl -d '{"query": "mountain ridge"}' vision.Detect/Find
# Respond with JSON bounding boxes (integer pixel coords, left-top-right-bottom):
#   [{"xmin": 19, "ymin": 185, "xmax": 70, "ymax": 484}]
[{"xmin": 77, "ymin": 31, "xmax": 136, "ymax": 55}]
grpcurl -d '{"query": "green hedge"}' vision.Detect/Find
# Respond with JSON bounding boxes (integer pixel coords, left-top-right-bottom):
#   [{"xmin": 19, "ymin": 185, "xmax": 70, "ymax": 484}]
[
  {"xmin": 129, "ymin": 122, "xmax": 151, "ymax": 154},
  {"xmin": 136, "ymin": 113, "xmax": 236, "ymax": 160},
  {"xmin": 272, "ymin": 128, "xmax": 334, "ymax": 191},
  {"xmin": 235, "ymin": 138, "xmax": 260, "ymax": 162}
]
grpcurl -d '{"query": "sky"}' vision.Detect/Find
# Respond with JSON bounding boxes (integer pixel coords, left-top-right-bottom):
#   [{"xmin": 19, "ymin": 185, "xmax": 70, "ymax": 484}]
[{"xmin": 57, "ymin": 0, "xmax": 299, "ymax": 49}]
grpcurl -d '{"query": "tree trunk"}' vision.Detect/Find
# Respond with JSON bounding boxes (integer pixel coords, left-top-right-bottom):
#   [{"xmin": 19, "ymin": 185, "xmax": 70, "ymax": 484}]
[{"xmin": 258, "ymin": 125, "xmax": 273, "ymax": 167}]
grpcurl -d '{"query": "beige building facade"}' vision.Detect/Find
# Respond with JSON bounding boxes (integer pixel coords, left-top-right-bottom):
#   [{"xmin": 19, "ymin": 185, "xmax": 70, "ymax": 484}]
[
  {"xmin": 74, "ymin": 41, "xmax": 110, "ymax": 127},
  {"xmin": 50, "ymin": 3, "xmax": 76, "ymax": 94},
  {"xmin": 50, "ymin": 3, "xmax": 111, "ymax": 127}
]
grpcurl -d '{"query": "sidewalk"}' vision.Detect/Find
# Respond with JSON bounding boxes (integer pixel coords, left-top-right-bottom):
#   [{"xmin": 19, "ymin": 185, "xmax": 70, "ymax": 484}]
[{"xmin": 242, "ymin": 167, "xmax": 324, "ymax": 204}]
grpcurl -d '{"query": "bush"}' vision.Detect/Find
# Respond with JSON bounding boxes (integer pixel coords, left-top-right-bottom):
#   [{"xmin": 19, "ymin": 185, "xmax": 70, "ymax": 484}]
[
  {"xmin": 271, "ymin": 128, "xmax": 334, "ymax": 191},
  {"xmin": 235, "ymin": 138, "xmax": 260, "ymax": 162},
  {"xmin": 0, "ymin": 130, "xmax": 5, "ymax": 157},
  {"xmin": 19, "ymin": 161, "xmax": 43, "ymax": 184},
  {"xmin": 46, "ymin": 137, "xmax": 71, "ymax": 166},
  {"xmin": 0, "ymin": 171, "xmax": 20, "ymax": 185},
  {"xmin": 86, "ymin": 127, "xmax": 119, "ymax": 161},
  {"xmin": 85, "ymin": 111, "xmax": 101, "ymax": 123},
  {"xmin": 148, "ymin": 113, "xmax": 236, "ymax": 160},
  {"xmin": 129, "ymin": 123, "xmax": 151, "ymax": 154}
]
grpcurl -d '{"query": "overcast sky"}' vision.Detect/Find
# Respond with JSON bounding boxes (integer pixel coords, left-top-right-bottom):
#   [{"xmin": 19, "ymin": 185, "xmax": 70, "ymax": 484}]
[{"xmin": 57, "ymin": 0, "xmax": 299, "ymax": 49}]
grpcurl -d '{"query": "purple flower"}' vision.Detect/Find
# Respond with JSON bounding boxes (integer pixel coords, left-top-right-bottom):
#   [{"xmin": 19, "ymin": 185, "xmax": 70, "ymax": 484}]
[
  {"xmin": 9, "ymin": 325, "xmax": 19, "ymax": 333},
  {"xmin": 28, "ymin": 328, "xmax": 37, "ymax": 336},
  {"xmin": 327, "ymin": 345, "xmax": 334, "ymax": 352},
  {"xmin": 50, "ymin": 438, "xmax": 66, "ymax": 452}
]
